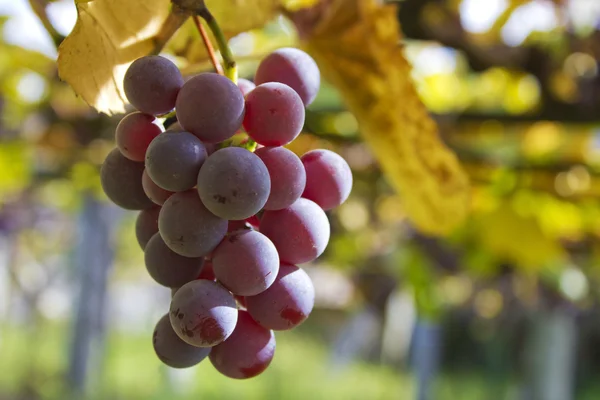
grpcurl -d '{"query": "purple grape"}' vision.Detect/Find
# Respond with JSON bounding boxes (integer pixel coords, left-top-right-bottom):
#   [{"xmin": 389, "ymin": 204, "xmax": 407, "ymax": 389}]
[
  {"xmin": 197, "ymin": 259, "xmax": 216, "ymax": 281},
  {"xmin": 153, "ymin": 314, "xmax": 210, "ymax": 368},
  {"xmin": 100, "ymin": 148, "xmax": 153, "ymax": 210},
  {"xmin": 159, "ymin": 190, "xmax": 227, "ymax": 257},
  {"xmin": 115, "ymin": 112, "xmax": 162, "ymax": 161},
  {"xmin": 145, "ymin": 131, "xmax": 207, "ymax": 192},
  {"xmin": 135, "ymin": 206, "xmax": 160, "ymax": 249},
  {"xmin": 169, "ymin": 279, "xmax": 238, "ymax": 347},
  {"xmin": 259, "ymin": 198, "xmax": 330, "ymax": 264},
  {"xmin": 243, "ymin": 83, "xmax": 305, "ymax": 146},
  {"xmin": 175, "ymin": 73, "xmax": 245, "ymax": 143},
  {"xmin": 124, "ymin": 55, "xmax": 184, "ymax": 115},
  {"xmin": 197, "ymin": 147, "xmax": 270, "ymax": 220},
  {"xmin": 142, "ymin": 169, "xmax": 173, "ymax": 205},
  {"xmin": 144, "ymin": 233, "xmax": 204, "ymax": 288},
  {"xmin": 302, "ymin": 149, "xmax": 352, "ymax": 210},
  {"xmin": 209, "ymin": 310, "xmax": 275, "ymax": 379},
  {"xmin": 255, "ymin": 147, "xmax": 306, "ymax": 210},
  {"xmin": 166, "ymin": 121, "xmax": 183, "ymax": 132},
  {"xmin": 212, "ymin": 230, "xmax": 279, "ymax": 296},
  {"xmin": 254, "ymin": 48, "xmax": 320, "ymax": 106},
  {"xmin": 246, "ymin": 263, "xmax": 314, "ymax": 330},
  {"xmin": 237, "ymin": 78, "xmax": 256, "ymax": 96}
]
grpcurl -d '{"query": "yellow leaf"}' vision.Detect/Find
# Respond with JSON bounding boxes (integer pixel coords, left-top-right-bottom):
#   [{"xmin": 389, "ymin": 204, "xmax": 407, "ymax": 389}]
[
  {"xmin": 58, "ymin": 0, "xmax": 171, "ymax": 115},
  {"xmin": 477, "ymin": 204, "xmax": 565, "ymax": 270},
  {"xmin": 292, "ymin": 0, "xmax": 470, "ymax": 235},
  {"xmin": 169, "ymin": 0, "xmax": 280, "ymax": 65},
  {"xmin": 58, "ymin": 0, "xmax": 279, "ymax": 115}
]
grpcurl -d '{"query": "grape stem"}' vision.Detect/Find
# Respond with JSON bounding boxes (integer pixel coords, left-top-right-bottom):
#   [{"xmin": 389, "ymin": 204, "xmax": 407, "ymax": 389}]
[
  {"xmin": 192, "ymin": 15, "xmax": 224, "ymax": 76},
  {"xmin": 197, "ymin": 7, "xmax": 238, "ymax": 83},
  {"xmin": 151, "ymin": 4, "xmax": 190, "ymax": 55}
]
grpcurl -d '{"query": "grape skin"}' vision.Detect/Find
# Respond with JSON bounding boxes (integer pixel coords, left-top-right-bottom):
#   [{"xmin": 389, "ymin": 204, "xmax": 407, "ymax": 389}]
[
  {"xmin": 115, "ymin": 112, "xmax": 162, "ymax": 162},
  {"xmin": 124, "ymin": 55, "xmax": 184, "ymax": 115},
  {"xmin": 135, "ymin": 206, "xmax": 160, "ymax": 250},
  {"xmin": 170, "ymin": 280, "xmax": 238, "ymax": 347},
  {"xmin": 209, "ymin": 310, "xmax": 275, "ymax": 379},
  {"xmin": 176, "ymin": 73, "xmax": 245, "ymax": 143},
  {"xmin": 243, "ymin": 83, "xmax": 305, "ymax": 146},
  {"xmin": 153, "ymin": 314, "xmax": 210, "ymax": 369},
  {"xmin": 301, "ymin": 149, "xmax": 353, "ymax": 210},
  {"xmin": 144, "ymin": 233, "xmax": 204, "ymax": 288},
  {"xmin": 159, "ymin": 190, "xmax": 227, "ymax": 257},
  {"xmin": 100, "ymin": 148, "xmax": 153, "ymax": 210},
  {"xmin": 255, "ymin": 147, "xmax": 306, "ymax": 210},
  {"xmin": 145, "ymin": 131, "xmax": 207, "ymax": 192},
  {"xmin": 212, "ymin": 230, "xmax": 279, "ymax": 296},
  {"xmin": 246, "ymin": 263, "xmax": 314, "ymax": 331},
  {"xmin": 260, "ymin": 198, "xmax": 330, "ymax": 264},
  {"xmin": 254, "ymin": 48, "xmax": 320, "ymax": 106},
  {"xmin": 142, "ymin": 169, "xmax": 173, "ymax": 205},
  {"xmin": 197, "ymin": 147, "xmax": 271, "ymax": 220},
  {"xmin": 237, "ymin": 78, "xmax": 256, "ymax": 96}
]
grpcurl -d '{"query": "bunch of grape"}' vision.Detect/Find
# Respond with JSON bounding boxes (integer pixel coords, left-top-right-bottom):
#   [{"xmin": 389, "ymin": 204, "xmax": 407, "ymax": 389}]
[{"xmin": 100, "ymin": 48, "xmax": 353, "ymax": 379}]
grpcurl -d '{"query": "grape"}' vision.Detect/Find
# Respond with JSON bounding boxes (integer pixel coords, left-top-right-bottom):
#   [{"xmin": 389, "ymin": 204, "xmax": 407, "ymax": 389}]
[
  {"xmin": 197, "ymin": 147, "xmax": 270, "ymax": 220},
  {"xmin": 243, "ymin": 83, "xmax": 305, "ymax": 146},
  {"xmin": 197, "ymin": 259, "xmax": 216, "ymax": 281},
  {"xmin": 175, "ymin": 73, "xmax": 245, "ymax": 143},
  {"xmin": 142, "ymin": 170, "xmax": 173, "ymax": 205},
  {"xmin": 170, "ymin": 279, "xmax": 238, "ymax": 347},
  {"xmin": 115, "ymin": 112, "xmax": 162, "ymax": 161},
  {"xmin": 259, "ymin": 198, "xmax": 330, "ymax": 264},
  {"xmin": 209, "ymin": 310, "xmax": 275, "ymax": 379},
  {"xmin": 135, "ymin": 206, "xmax": 160, "ymax": 249},
  {"xmin": 227, "ymin": 216, "xmax": 259, "ymax": 233},
  {"xmin": 237, "ymin": 78, "xmax": 255, "ymax": 96},
  {"xmin": 153, "ymin": 314, "xmax": 210, "ymax": 368},
  {"xmin": 166, "ymin": 121, "xmax": 183, "ymax": 132},
  {"xmin": 212, "ymin": 230, "xmax": 279, "ymax": 296},
  {"xmin": 246, "ymin": 263, "xmax": 314, "ymax": 330},
  {"xmin": 255, "ymin": 147, "xmax": 306, "ymax": 210},
  {"xmin": 159, "ymin": 190, "xmax": 227, "ymax": 257},
  {"xmin": 301, "ymin": 149, "xmax": 352, "ymax": 210},
  {"xmin": 145, "ymin": 131, "xmax": 207, "ymax": 192},
  {"xmin": 100, "ymin": 148, "xmax": 153, "ymax": 210},
  {"xmin": 144, "ymin": 233, "xmax": 204, "ymax": 288},
  {"xmin": 254, "ymin": 48, "xmax": 320, "ymax": 106},
  {"xmin": 124, "ymin": 55, "xmax": 184, "ymax": 115}
]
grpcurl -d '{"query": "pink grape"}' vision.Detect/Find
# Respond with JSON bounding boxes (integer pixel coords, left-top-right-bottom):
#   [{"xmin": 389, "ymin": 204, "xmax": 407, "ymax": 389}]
[{"xmin": 301, "ymin": 149, "xmax": 352, "ymax": 210}]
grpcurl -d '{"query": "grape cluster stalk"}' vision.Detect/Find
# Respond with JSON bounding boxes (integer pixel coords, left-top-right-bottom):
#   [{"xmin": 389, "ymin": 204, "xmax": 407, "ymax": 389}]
[{"xmin": 101, "ymin": 47, "xmax": 353, "ymax": 379}]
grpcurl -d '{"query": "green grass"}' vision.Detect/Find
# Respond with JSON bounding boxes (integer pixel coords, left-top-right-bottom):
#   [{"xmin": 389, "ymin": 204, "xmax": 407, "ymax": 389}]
[{"xmin": 0, "ymin": 321, "xmax": 414, "ymax": 400}]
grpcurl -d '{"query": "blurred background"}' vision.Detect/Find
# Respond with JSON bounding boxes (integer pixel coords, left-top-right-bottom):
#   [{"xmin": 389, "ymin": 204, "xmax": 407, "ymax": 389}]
[{"xmin": 1, "ymin": 0, "xmax": 600, "ymax": 399}]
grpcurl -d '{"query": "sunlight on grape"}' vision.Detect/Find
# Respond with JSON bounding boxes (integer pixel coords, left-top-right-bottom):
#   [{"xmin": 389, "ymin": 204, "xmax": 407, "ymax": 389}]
[
  {"xmin": 559, "ymin": 267, "xmax": 588, "ymax": 301},
  {"xmin": 501, "ymin": 2, "xmax": 558, "ymax": 47},
  {"xmin": 473, "ymin": 289, "xmax": 503, "ymax": 319},
  {"xmin": 17, "ymin": 72, "xmax": 47, "ymax": 104},
  {"xmin": 339, "ymin": 200, "xmax": 370, "ymax": 232},
  {"xmin": 459, "ymin": 0, "xmax": 507, "ymax": 34}
]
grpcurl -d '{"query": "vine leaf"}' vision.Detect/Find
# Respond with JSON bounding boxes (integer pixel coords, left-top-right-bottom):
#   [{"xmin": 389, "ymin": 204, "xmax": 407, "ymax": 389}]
[
  {"xmin": 291, "ymin": 0, "xmax": 470, "ymax": 235},
  {"xmin": 58, "ymin": 0, "xmax": 279, "ymax": 115}
]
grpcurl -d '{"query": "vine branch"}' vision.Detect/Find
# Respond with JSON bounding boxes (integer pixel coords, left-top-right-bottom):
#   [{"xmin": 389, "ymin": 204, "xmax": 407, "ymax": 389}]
[
  {"xmin": 151, "ymin": 4, "xmax": 191, "ymax": 55},
  {"xmin": 192, "ymin": 15, "xmax": 223, "ymax": 75},
  {"xmin": 197, "ymin": 7, "xmax": 237, "ymax": 83}
]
